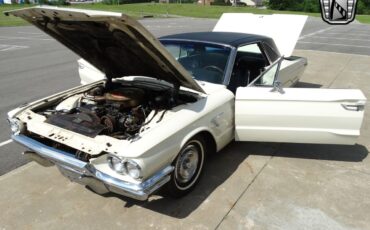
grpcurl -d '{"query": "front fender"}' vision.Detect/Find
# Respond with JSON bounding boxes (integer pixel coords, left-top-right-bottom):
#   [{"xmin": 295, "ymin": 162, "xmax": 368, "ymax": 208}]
[{"xmin": 115, "ymin": 88, "xmax": 234, "ymax": 180}]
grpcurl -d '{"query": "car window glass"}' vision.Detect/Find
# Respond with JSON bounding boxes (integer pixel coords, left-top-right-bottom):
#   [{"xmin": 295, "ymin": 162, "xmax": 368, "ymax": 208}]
[
  {"xmin": 259, "ymin": 63, "xmax": 278, "ymax": 86},
  {"xmin": 262, "ymin": 43, "xmax": 279, "ymax": 62},
  {"xmin": 228, "ymin": 43, "xmax": 269, "ymax": 93},
  {"xmin": 165, "ymin": 44, "xmax": 181, "ymax": 59},
  {"xmin": 162, "ymin": 41, "xmax": 231, "ymax": 84},
  {"xmin": 248, "ymin": 57, "xmax": 283, "ymax": 87},
  {"xmin": 237, "ymin": 43, "xmax": 262, "ymax": 54}
]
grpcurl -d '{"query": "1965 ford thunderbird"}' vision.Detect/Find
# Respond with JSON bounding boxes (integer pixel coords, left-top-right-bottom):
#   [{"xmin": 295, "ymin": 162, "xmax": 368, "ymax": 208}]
[{"xmin": 6, "ymin": 7, "xmax": 367, "ymax": 200}]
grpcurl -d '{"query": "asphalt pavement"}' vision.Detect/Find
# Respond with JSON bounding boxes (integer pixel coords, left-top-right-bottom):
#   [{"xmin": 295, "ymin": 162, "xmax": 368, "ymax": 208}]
[
  {"xmin": 0, "ymin": 16, "xmax": 369, "ymax": 175},
  {"xmin": 1, "ymin": 49, "xmax": 370, "ymax": 229}
]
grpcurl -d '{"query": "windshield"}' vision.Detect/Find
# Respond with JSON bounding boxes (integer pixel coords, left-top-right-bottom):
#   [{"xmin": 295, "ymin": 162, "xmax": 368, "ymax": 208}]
[{"xmin": 161, "ymin": 41, "xmax": 231, "ymax": 84}]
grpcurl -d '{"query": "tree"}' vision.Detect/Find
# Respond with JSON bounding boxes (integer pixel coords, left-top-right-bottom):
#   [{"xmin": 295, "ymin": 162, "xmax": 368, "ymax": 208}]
[
  {"xmin": 267, "ymin": 0, "xmax": 303, "ymax": 11},
  {"xmin": 303, "ymin": 0, "xmax": 320, "ymax": 13},
  {"xmin": 267, "ymin": 0, "xmax": 320, "ymax": 13},
  {"xmin": 357, "ymin": 0, "xmax": 370, "ymax": 14}
]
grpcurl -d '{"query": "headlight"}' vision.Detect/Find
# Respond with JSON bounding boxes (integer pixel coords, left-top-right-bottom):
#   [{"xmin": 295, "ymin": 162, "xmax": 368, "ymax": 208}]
[
  {"xmin": 107, "ymin": 155, "xmax": 125, "ymax": 174},
  {"xmin": 7, "ymin": 118, "xmax": 24, "ymax": 135},
  {"xmin": 107, "ymin": 155, "xmax": 142, "ymax": 179},
  {"xmin": 125, "ymin": 160, "xmax": 142, "ymax": 179}
]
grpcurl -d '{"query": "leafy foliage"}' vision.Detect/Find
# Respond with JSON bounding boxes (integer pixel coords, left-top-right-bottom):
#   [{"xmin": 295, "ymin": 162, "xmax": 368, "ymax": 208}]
[
  {"xmin": 267, "ymin": 0, "xmax": 319, "ymax": 12},
  {"xmin": 302, "ymin": 0, "xmax": 320, "ymax": 12},
  {"xmin": 267, "ymin": 0, "xmax": 369, "ymax": 14},
  {"xmin": 268, "ymin": 0, "xmax": 300, "ymax": 11},
  {"xmin": 357, "ymin": 0, "xmax": 370, "ymax": 14},
  {"xmin": 103, "ymin": 0, "xmax": 152, "ymax": 4},
  {"xmin": 37, "ymin": 0, "xmax": 70, "ymax": 5}
]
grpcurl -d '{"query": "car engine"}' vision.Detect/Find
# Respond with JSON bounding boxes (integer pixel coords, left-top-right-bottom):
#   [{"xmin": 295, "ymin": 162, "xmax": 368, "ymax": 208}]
[{"xmin": 36, "ymin": 82, "xmax": 198, "ymax": 140}]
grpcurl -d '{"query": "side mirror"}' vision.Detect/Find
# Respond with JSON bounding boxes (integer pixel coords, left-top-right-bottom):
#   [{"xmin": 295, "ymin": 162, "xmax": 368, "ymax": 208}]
[{"xmin": 270, "ymin": 81, "xmax": 285, "ymax": 94}]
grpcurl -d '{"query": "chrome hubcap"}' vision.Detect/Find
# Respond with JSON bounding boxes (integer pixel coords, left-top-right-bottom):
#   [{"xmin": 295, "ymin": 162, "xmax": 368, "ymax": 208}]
[{"xmin": 176, "ymin": 144, "xmax": 199, "ymax": 183}]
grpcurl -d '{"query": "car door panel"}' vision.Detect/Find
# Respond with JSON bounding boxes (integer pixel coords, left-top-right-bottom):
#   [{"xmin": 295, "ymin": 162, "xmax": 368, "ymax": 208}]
[{"xmin": 235, "ymin": 87, "xmax": 366, "ymax": 145}]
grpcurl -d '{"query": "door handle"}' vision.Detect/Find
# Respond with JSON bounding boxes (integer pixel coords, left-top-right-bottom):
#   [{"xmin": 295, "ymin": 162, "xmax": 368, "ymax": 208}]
[{"xmin": 341, "ymin": 103, "xmax": 365, "ymax": 111}]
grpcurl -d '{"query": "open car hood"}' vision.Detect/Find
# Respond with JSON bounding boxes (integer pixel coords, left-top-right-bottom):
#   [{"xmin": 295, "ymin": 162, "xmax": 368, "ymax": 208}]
[
  {"xmin": 213, "ymin": 13, "xmax": 308, "ymax": 57},
  {"xmin": 6, "ymin": 6, "xmax": 205, "ymax": 93}
]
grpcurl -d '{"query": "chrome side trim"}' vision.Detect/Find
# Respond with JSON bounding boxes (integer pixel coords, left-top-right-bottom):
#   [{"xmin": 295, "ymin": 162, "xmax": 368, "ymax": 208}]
[{"xmin": 12, "ymin": 134, "xmax": 174, "ymax": 201}]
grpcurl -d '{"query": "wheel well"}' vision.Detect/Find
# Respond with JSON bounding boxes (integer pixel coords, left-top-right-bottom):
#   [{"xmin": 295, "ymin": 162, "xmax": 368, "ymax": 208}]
[{"xmin": 196, "ymin": 131, "xmax": 217, "ymax": 155}]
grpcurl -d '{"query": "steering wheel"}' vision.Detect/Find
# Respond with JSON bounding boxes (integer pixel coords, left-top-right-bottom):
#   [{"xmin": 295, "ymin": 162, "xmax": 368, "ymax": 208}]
[{"xmin": 203, "ymin": 65, "xmax": 224, "ymax": 75}]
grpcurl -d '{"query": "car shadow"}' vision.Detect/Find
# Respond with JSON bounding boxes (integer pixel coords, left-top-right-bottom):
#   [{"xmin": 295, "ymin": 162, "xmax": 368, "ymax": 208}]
[
  {"xmin": 97, "ymin": 141, "xmax": 368, "ymax": 218},
  {"xmin": 295, "ymin": 81, "xmax": 322, "ymax": 88},
  {"xmin": 272, "ymin": 143, "xmax": 368, "ymax": 162},
  {"xmin": 96, "ymin": 141, "xmax": 277, "ymax": 218}
]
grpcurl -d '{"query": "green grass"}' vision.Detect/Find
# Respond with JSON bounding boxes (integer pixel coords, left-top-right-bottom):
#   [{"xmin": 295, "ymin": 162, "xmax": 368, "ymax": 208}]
[
  {"xmin": 357, "ymin": 15, "xmax": 370, "ymax": 24},
  {"xmin": 1, "ymin": 3, "xmax": 369, "ymax": 27},
  {"xmin": 0, "ymin": 4, "xmax": 34, "ymax": 26}
]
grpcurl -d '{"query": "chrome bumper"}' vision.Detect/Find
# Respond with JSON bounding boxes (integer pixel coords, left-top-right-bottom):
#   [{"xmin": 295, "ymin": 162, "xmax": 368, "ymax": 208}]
[{"xmin": 12, "ymin": 135, "xmax": 174, "ymax": 201}]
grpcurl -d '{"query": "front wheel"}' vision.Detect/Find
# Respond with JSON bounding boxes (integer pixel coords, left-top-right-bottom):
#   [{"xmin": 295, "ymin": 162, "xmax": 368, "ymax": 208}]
[{"xmin": 165, "ymin": 135, "xmax": 206, "ymax": 198}]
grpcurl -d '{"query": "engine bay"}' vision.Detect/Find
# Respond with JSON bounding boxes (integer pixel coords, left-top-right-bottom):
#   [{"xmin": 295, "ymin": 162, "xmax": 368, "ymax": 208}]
[{"xmin": 34, "ymin": 80, "xmax": 199, "ymax": 140}]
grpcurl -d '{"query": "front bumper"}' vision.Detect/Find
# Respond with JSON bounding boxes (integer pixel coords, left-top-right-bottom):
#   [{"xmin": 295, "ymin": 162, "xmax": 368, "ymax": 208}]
[{"xmin": 12, "ymin": 135, "xmax": 174, "ymax": 201}]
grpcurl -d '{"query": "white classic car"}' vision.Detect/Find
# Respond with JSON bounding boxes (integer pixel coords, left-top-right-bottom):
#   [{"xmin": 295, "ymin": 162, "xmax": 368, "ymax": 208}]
[{"xmin": 6, "ymin": 7, "xmax": 366, "ymax": 200}]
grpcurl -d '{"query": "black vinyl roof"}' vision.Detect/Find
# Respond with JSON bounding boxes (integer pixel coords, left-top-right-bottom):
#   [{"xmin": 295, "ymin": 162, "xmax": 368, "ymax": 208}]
[{"xmin": 159, "ymin": 31, "xmax": 276, "ymax": 48}]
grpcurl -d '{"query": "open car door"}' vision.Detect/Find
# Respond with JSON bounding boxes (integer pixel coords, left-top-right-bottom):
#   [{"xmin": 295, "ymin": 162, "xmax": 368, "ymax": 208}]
[{"xmin": 235, "ymin": 58, "xmax": 366, "ymax": 145}]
